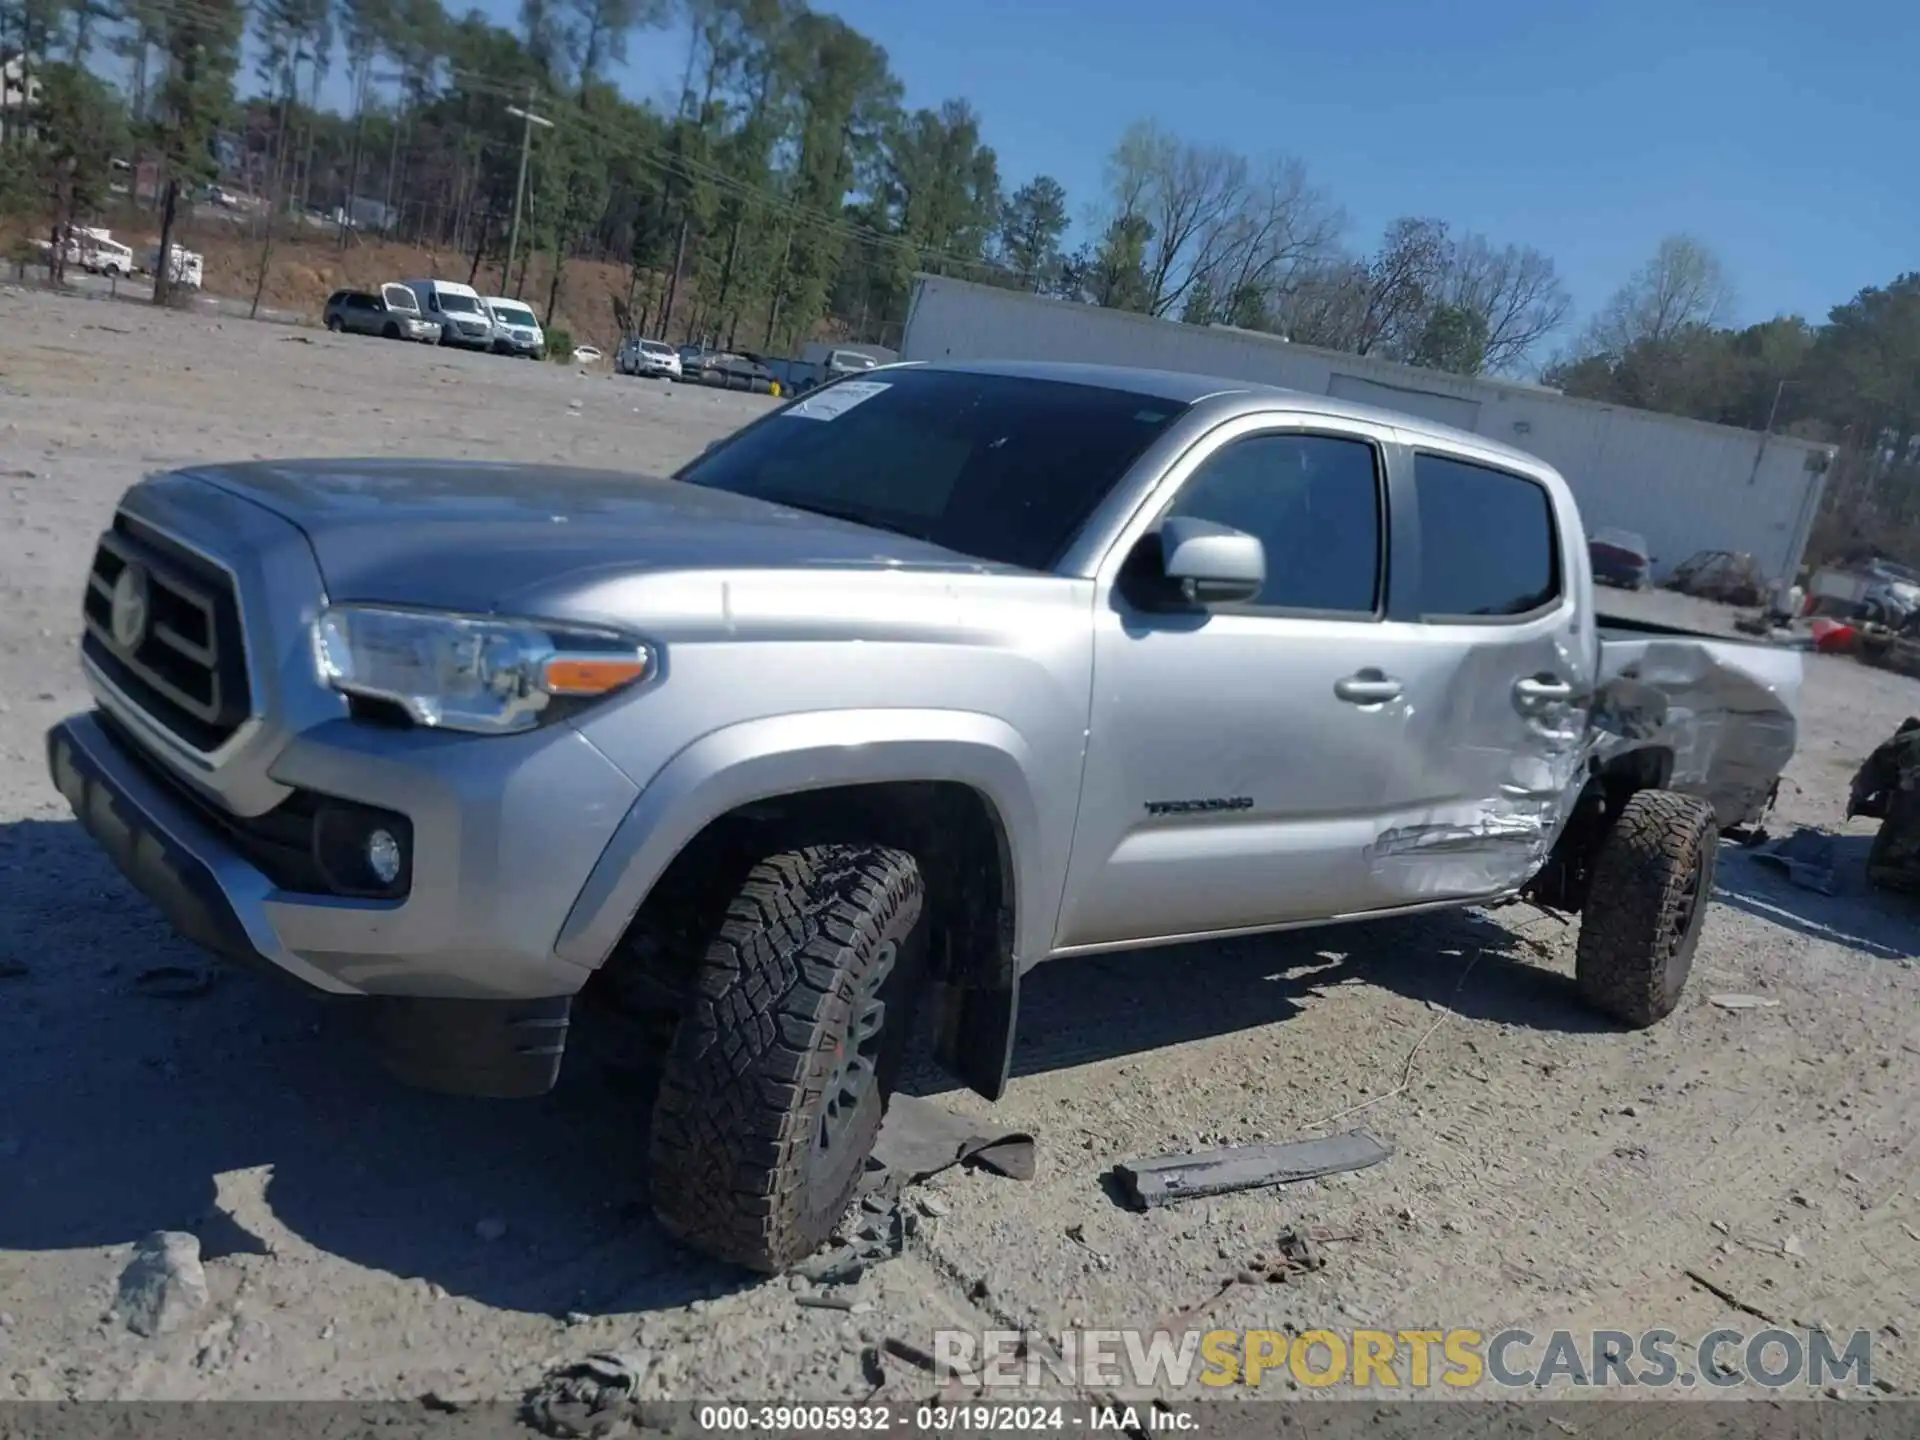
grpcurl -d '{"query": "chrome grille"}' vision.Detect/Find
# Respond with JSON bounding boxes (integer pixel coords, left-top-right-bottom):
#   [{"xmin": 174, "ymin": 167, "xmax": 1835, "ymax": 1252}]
[{"xmin": 82, "ymin": 516, "xmax": 251, "ymax": 752}]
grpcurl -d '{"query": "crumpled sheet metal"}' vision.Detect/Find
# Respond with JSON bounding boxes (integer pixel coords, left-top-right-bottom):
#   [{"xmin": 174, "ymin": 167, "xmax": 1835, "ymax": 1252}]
[
  {"xmin": 1592, "ymin": 638, "xmax": 1800, "ymax": 829},
  {"xmin": 1365, "ymin": 634, "xmax": 1799, "ymax": 899},
  {"xmin": 1364, "ymin": 632, "xmax": 1588, "ymax": 902}
]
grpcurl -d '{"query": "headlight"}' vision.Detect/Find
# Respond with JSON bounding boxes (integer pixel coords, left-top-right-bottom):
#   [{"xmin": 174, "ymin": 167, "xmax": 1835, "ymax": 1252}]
[{"xmin": 313, "ymin": 606, "xmax": 653, "ymax": 735}]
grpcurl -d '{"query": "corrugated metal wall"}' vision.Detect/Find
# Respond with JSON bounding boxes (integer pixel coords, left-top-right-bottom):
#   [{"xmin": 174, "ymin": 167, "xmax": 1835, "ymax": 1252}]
[{"xmin": 902, "ymin": 278, "xmax": 1833, "ymax": 583}]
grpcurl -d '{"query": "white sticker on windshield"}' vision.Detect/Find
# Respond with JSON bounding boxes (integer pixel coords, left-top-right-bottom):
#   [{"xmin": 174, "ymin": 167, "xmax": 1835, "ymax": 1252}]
[{"xmin": 783, "ymin": 380, "xmax": 891, "ymax": 421}]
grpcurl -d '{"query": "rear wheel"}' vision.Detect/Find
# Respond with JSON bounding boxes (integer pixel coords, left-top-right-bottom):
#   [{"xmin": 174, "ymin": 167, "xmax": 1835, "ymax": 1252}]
[
  {"xmin": 648, "ymin": 843, "xmax": 925, "ymax": 1272},
  {"xmin": 1574, "ymin": 790, "xmax": 1717, "ymax": 1027}
]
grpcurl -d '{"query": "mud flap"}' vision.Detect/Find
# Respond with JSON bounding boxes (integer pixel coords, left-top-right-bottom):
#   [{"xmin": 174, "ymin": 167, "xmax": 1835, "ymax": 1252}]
[{"xmin": 929, "ymin": 972, "xmax": 1018, "ymax": 1103}]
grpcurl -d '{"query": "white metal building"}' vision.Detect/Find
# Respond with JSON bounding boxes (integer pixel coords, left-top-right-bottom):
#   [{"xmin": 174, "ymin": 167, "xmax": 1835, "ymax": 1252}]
[{"xmin": 901, "ymin": 276, "xmax": 1836, "ymax": 584}]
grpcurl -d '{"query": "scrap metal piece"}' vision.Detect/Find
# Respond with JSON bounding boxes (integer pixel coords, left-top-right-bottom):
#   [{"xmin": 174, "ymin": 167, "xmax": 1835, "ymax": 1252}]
[
  {"xmin": 1749, "ymin": 826, "xmax": 1839, "ymax": 894},
  {"xmin": 1112, "ymin": 1130, "xmax": 1392, "ymax": 1210}
]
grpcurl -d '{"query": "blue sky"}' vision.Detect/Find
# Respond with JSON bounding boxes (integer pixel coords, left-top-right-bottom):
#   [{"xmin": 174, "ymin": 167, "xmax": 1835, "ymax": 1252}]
[{"xmin": 491, "ymin": 0, "xmax": 1913, "ymax": 336}]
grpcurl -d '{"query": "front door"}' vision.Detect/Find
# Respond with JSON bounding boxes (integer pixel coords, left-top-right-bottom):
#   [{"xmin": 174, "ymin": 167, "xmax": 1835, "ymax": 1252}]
[{"xmin": 1054, "ymin": 416, "xmax": 1438, "ymax": 951}]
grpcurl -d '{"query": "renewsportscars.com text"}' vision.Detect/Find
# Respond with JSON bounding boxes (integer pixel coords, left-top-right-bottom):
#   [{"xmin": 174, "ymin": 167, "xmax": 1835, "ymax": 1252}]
[{"xmin": 931, "ymin": 1326, "xmax": 1877, "ymax": 1390}]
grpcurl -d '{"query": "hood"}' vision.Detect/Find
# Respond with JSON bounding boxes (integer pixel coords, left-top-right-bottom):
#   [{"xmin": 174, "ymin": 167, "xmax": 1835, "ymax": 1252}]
[{"xmin": 183, "ymin": 458, "xmax": 1007, "ymax": 612}]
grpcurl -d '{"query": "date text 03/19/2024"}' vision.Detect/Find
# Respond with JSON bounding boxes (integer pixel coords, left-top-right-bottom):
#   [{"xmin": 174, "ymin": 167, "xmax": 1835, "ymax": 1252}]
[{"xmin": 696, "ymin": 1404, "xmax": 1192, "ymax": 1433}]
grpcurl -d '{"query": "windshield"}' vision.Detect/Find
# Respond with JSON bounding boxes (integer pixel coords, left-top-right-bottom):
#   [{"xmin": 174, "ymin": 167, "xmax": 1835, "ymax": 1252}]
[
  {"xmin": 438, "ymin": 293, "xmax": 479, "ymax": 314},
  {"xmin": 673, "ymin": 368, "xmax": 1187, "ymax": 571},
  {"xmin": 642, "ymin": 341, "xmax": 673, "ymax": 355},
  {"xmin": 832, "ymin": 352, "xmax": 877, "ymax": 369},
  {"xmin": 491, "ymin": 304, "xmax": 537, "ymax": 327}
]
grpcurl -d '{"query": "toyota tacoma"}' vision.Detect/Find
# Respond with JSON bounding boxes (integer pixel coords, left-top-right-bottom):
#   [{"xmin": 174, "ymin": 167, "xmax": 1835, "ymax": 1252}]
[{"xmin": 47, "ymin": 361, "xmax": 1800, "ymax": 1272}]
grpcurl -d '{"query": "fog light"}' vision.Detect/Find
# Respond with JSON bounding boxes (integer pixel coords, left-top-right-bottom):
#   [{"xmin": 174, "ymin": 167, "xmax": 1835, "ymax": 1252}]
[
  {"xmin": 365, "ymin": 829, "xmax": 402, "ymax": 885},
  {"xmin": 312, "ymin": 800, "xmax": 412, "ymax": 898}
]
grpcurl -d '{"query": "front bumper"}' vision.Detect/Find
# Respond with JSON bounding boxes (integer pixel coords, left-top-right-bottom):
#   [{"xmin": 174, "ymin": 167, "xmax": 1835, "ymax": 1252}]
[{"xmin": 47, "ymin": 709, "xmax": 638, "ymax": 1096}]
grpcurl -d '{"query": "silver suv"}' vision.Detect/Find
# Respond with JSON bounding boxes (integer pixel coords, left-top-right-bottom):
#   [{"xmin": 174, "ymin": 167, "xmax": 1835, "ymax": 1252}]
[{"xmin": 46, "ymin": 361, "xmax": 1799, "ymax": 1274}]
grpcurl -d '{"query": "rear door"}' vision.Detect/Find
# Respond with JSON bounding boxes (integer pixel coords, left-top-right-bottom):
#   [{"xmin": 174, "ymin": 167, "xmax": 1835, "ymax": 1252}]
[{"xmin": 1357, "ymin": 445, "xmax": 1591, "ymax": 906}]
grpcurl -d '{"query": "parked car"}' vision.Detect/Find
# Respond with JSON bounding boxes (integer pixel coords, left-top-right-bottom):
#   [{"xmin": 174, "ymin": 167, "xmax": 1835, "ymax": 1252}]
[
  {"xmin": 403, "ymin": 278, "xmax": 494, "ymax": 350},
  {"xmin": 376, "ymin": 283, "xmax": 441, "ymax": 343},
  {"xmin": 686, "ymin": 351, "xmax": 780, "ymax": 394},
  {"xmin": 482, "ymin": 296, "xmax": 545, "ymax": 359},
  {"xmin": 616, "ymin": 337, "xmax": 682, "ymax": 379},
  {"xmin": 324, "ymin": 286, "xmax": 439, "ymax": 343},
  {"xmin": 46, "ymin": 361, "xmax": 1801, "ymax": 1277},
  {"xmin": 799, "ymin": 343, "xmax": 882, "ymax": 383},
  {"xmin": 1588, "ymin": 528, "xmax": 1652, "ymax": 590},
  {"xmin": 1667, "ymin": 550, "xmax": 1765, "ymax": 607}
]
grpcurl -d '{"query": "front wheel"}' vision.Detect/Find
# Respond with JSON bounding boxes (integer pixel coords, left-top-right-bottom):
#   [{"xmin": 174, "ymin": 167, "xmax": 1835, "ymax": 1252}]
[
  {"xmin": 326, "ymin": 316, "xmax": 343, "ymax": 332},
  {"xmin": 648, "ymin": 843, "xmax": 926, "ymax": 1272},
  {"xmin": 1574, "ymin": 790, "xmax": 1718, "ymax": 1027}
]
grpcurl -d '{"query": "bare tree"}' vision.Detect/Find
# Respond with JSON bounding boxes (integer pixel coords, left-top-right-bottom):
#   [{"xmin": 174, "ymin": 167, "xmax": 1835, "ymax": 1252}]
[
  {"xmin": 1182, "ymin": 155, "xmax": 1344, "ymax": 326},
  {"xmin": 1350, "ymin": 216, "xmax": 1451, "ymax": 357},
  {"xmin": 1439, "ymin": 234, "xmax": 1572, "ymax": 374},
  {"xmin": 1579, "ymin": 234, "xmax": 1733, "ymax": 357}
]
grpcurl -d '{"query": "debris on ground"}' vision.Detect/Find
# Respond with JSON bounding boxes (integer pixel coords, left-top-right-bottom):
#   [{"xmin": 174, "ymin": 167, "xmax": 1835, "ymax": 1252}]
[
  {"xmin": 866, "ymin": 1093, "xmax": 1036, "ymax": 1189},
  {"xmin": 1231, "ymin": 1228, "xmax": 1324, "ymax": 1285},
  {"xmin": 131, "ymin": 963, "xmax": 221, "ymax": 999},
  {"xmin": 792, "ymin": 1193, "xmax": 919, "ymax": 1285},
  {"xmin": 1112, "ymin": 1129, "xmax": 1392, "ymax": 1209},
  {"xmin": 1709, "ymin": 993, "xmax": 1782, "ymax": 1011},
  {"xmin": 1749, "ymin": 826, "xmax": 1839, "ymax": 894},
  {"xmin": 116, "ymin": 1230, "xmax": 210, "ymax": 1336},
  {"xmin": 793, "ymin": 1096, "xmax": 1035, "ymax": 1283},
  {"xmin": 520, "ymin": 1350, "xmax": 650, "ymax": 1438},
  {"xmin": 474, "ymin": 1217, "xmax": 509, "ymax": 1242}
]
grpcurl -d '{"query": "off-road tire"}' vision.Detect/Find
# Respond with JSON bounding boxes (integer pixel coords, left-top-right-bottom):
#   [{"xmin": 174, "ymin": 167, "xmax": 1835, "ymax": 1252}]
[
  {"xmin": 648, "ymin": 844, "xmax": 925, "ymax": 1272},
  {"xmin": 1574, "ymin": 789, "xmax": 1717, "ymax": 1027}
]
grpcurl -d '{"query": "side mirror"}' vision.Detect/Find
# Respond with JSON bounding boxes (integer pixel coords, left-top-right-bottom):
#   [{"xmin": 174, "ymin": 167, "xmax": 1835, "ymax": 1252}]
[{"xmin": 1159, "ymin": 516, "xmax": 1266, "ymax": 606}]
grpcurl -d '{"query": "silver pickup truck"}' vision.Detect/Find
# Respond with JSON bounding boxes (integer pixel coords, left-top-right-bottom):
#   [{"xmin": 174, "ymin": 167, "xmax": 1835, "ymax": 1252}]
[{"xmin": 46, "ymin": 360, "xmax": 1800, "ymax": 1273}]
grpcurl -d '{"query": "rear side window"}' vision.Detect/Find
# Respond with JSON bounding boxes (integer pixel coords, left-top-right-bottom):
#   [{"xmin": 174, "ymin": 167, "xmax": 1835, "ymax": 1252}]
[
  {"xmin": 1160, "ymin": 433, "xmax": 1383, "ymax": 614},
  {"xmin": 1414, "ymin": 453, "xmax": 1559, "ymax": 619}
]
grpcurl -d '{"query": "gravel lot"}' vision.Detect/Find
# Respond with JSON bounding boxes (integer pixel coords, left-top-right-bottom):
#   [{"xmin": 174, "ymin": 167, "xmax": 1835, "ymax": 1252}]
[{"xmin": 1, "ymin": 287, "xmax": 1916, "ymax": 1408}]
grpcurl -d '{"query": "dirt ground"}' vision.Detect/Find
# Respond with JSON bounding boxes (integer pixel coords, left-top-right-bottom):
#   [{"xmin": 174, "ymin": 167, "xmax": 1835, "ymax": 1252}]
[{"xmin": 0, "ymin": 285, "xmax": 1916, "ymax": 1410}]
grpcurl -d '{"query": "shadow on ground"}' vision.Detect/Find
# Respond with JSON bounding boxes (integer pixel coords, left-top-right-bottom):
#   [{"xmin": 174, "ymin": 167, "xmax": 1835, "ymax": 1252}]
[
  {"xmin": 0, "ymin": 817, "xmax": 735, "ymax": 1319},
  {"xmin": 0, "ymin": 814, "xmax": 1616, "ymax": 1319},
  {"xmin": 963, "ymin": 904, "xmax": 1611, "ymax": 1087},
  {"xmin": 1715, "ymin": 834, "xmax": 1920, "ymax": 963}
]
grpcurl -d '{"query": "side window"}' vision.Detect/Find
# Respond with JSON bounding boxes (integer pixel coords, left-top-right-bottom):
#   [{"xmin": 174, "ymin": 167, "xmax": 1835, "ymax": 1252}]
[
  {"xmin": 1414, "ymin": 452, "xmax": 1559, "ymax": 619},
  {"xmin": 1160, "ymin": 432, "xmax": 1383, "ymax": 614}
]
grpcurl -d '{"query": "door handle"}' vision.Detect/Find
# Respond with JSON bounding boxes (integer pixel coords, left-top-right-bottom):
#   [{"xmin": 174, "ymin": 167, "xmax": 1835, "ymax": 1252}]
[
  {"xmin": 1334, "ymin": 670, "xmax": 1403, "ymax": 705},
  {"xmin": 1515, "ymin": 675, "xmax": 1574, "ymax": 703}
]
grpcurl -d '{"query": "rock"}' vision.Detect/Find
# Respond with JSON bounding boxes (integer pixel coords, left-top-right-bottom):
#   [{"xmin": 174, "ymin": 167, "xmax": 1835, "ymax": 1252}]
[
  {"xmin": 117, "ymin": 1231, "xmax": 210, "ymax": 1337},
  {"xmin": 1783, "ymin": 1235, "xmax": 1805, "ymax": 1257},
  {"xmin": 475, "ymin": 1217, "xmax": 508, "ymax": 1242},
  {"xmin": 0, "ymin": 1312, "xmax": 14, "ymax": 1328}
]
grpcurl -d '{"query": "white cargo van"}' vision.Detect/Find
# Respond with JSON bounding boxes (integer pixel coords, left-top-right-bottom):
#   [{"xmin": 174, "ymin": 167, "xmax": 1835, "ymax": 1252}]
[{"xmin": 405, "ymin": 278, "xmax": 494, "ymax": 350}]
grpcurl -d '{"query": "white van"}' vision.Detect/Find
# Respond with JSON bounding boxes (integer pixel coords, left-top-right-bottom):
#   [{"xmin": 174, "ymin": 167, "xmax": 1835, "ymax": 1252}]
[
  {"xmin": 83, "ymin": 237, "xmax": 136, "ymax": 277},
  {"xmin": 146, "ymin": 244, "xmax": 203, "ymax": 289},
  {"xmin": 404, "ymin": 278, "xmax": 494, "ymax": 350},
  {"xmin": 482, "ymin": 296, "xmax": 545, "ymax": 359}
]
